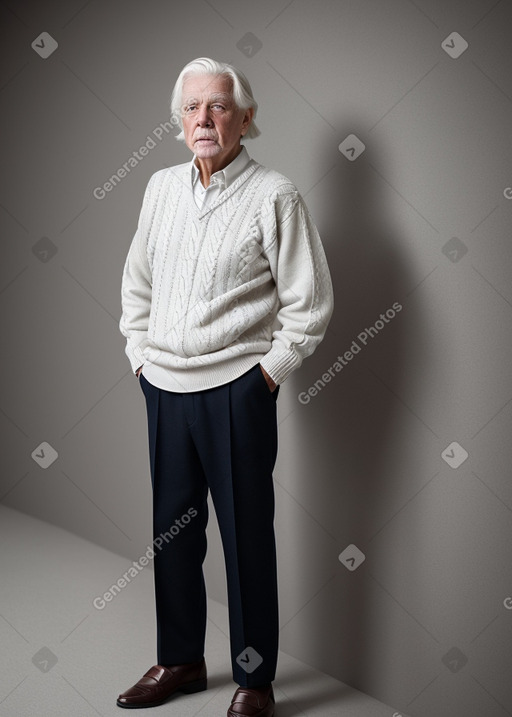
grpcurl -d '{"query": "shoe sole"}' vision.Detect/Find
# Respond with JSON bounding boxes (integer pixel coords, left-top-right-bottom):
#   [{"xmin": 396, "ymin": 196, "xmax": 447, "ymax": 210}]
[{"xmin": 116, "ymin": 678, "xmax": 207, "ymax": 709}]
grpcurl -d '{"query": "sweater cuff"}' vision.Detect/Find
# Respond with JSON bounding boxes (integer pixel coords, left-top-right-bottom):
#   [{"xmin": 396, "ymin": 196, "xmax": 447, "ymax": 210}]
[
  {"xmin": 260, "ymin": 347, "xmax": 300, "ymax": 386},
  {"xmin": 125, "ymin": 340, "xmax": 148, "ymax": 375}
]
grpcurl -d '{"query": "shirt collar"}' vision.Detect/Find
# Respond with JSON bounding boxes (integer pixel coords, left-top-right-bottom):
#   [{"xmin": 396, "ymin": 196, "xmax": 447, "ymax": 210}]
[{"xmin": 190, "ymin": 145, "xmax": 251, "ymax": 192}]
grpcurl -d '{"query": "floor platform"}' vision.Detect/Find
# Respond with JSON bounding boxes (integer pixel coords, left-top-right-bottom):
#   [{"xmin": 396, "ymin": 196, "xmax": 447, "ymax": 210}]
[{"xmin": 0, "ymin": 505, "xmax": 407, "ymax": 716}]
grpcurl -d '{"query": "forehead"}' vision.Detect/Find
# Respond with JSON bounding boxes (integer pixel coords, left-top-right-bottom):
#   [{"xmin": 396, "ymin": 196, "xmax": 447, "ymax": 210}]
[{"xmin": 182, "ymin": 73, "xmax": 233, "ymax": 101}]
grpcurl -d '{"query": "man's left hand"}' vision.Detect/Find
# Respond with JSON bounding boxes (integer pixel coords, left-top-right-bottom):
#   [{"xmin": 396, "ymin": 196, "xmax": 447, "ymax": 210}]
[{"xmin": 260, "ymin": 364, "xmax": 277, "ymax": 392}]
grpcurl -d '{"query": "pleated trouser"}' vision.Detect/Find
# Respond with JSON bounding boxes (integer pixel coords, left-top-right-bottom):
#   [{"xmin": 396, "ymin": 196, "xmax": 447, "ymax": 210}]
[{"xmin": 138, "ymin": 362, "xmax": 280, "ymax": 687}]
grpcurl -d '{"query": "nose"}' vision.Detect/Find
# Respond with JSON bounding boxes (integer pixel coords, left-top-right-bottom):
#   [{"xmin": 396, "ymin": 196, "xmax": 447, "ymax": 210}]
[{"xmin": 196, "ymin": 104, "xmax": 212, "ymax": 127}]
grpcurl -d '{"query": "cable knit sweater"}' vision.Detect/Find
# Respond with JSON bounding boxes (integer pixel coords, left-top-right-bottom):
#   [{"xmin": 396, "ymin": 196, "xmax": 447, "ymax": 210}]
[{"xmin": 119, "ymin": 156, "xmax": 334, "ymax": 392}]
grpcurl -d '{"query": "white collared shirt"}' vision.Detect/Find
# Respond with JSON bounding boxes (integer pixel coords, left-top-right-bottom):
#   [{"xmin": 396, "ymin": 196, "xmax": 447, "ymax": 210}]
[{"xmin": 190, "ymin": 145, "xmax": 252, "ymax": 210}]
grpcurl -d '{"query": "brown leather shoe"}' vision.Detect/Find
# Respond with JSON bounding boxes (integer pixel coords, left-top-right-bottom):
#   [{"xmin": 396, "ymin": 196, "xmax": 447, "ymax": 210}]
[
  {"xmin": 227, "ymin": 684, "xmax": 275, "ymax": 717},
  {"xmin": 117, "ymin": 659, "xmax": 207, "ymax": 708}
]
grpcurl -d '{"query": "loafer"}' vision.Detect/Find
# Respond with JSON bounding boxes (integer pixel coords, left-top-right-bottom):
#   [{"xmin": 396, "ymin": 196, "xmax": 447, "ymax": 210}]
[
  {"xmin": 117, "ymin": 658, "xmax": 207, "ymax": 708},
  {"xmin": 227, "ymin": 684, "xmax": 275, "ymax": 717}
]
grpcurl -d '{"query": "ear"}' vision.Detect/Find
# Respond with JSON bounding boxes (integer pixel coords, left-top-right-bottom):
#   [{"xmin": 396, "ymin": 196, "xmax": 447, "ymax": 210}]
[{"xmin": 240, "ymin": 107, "xmax": 255, "ymax": 136}]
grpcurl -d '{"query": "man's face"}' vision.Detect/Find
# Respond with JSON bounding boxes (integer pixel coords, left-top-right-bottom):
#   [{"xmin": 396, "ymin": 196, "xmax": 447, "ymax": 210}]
[{"xmin": 181, "ymin": 74, "xmax": 253, "ymax": 166}]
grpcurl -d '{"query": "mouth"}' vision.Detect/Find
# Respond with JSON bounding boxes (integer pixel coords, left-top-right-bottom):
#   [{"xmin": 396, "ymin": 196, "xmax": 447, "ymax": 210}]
[{"xmin": 195, "ymin": 138, "xmax": 216, "ymax": 143}]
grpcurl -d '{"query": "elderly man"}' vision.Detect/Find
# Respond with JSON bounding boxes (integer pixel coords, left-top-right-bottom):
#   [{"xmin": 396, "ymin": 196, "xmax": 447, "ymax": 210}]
[{"xmin": 118, "ymin": 57, "xmax": 333, "ymax": 717}]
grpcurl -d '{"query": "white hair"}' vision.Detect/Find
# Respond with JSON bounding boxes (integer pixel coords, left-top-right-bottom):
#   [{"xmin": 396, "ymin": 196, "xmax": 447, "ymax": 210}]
[{"xmin": 169, "ymin": 57, "xmax": 260, "ymax": 141}]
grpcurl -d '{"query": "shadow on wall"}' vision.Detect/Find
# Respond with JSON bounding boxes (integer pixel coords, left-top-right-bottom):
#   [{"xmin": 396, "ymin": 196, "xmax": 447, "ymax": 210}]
[{"xmin": 277, "ymin": 129, "xmax": 432, "ymax": 698}]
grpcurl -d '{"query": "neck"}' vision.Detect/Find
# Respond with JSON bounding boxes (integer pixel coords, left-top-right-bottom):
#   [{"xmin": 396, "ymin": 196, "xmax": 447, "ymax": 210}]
[{"xmin": 195, "ymin": 144, "xmax": 243, "ymax": 188}]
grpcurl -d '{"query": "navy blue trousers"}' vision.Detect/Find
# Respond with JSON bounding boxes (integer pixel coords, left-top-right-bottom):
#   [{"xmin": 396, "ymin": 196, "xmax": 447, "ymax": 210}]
[{"xmin": 138, "ymin": 363, "xmax": 280, "ymax": 687}]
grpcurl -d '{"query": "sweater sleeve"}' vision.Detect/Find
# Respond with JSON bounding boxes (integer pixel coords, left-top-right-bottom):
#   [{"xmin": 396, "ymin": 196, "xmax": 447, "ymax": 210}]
[
  {"xmin": 118, "ymin": 175, "xmax": 157, "ymax": 374},
  {"xmin": 259, "ymin": 189, "xmax": 334, "ymax": 385}
]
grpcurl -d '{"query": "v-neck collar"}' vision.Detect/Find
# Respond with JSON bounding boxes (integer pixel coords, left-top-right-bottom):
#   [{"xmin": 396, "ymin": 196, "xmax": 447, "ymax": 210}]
[{"xmin": 193, "ymin": 161, "xmax": 260, "ymax": 219}]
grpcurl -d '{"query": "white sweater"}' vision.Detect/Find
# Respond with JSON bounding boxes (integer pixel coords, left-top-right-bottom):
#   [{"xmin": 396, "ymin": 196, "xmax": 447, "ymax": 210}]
[{"xmin": 119, "ymin": 153, "xmax": 334, "ymax": 392}]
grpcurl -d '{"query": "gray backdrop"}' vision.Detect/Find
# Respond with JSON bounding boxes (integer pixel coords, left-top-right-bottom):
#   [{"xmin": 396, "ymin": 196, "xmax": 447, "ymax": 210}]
[{"xmin": 1, "ymin": 1, "xmax": 512, "ymax": 715}]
